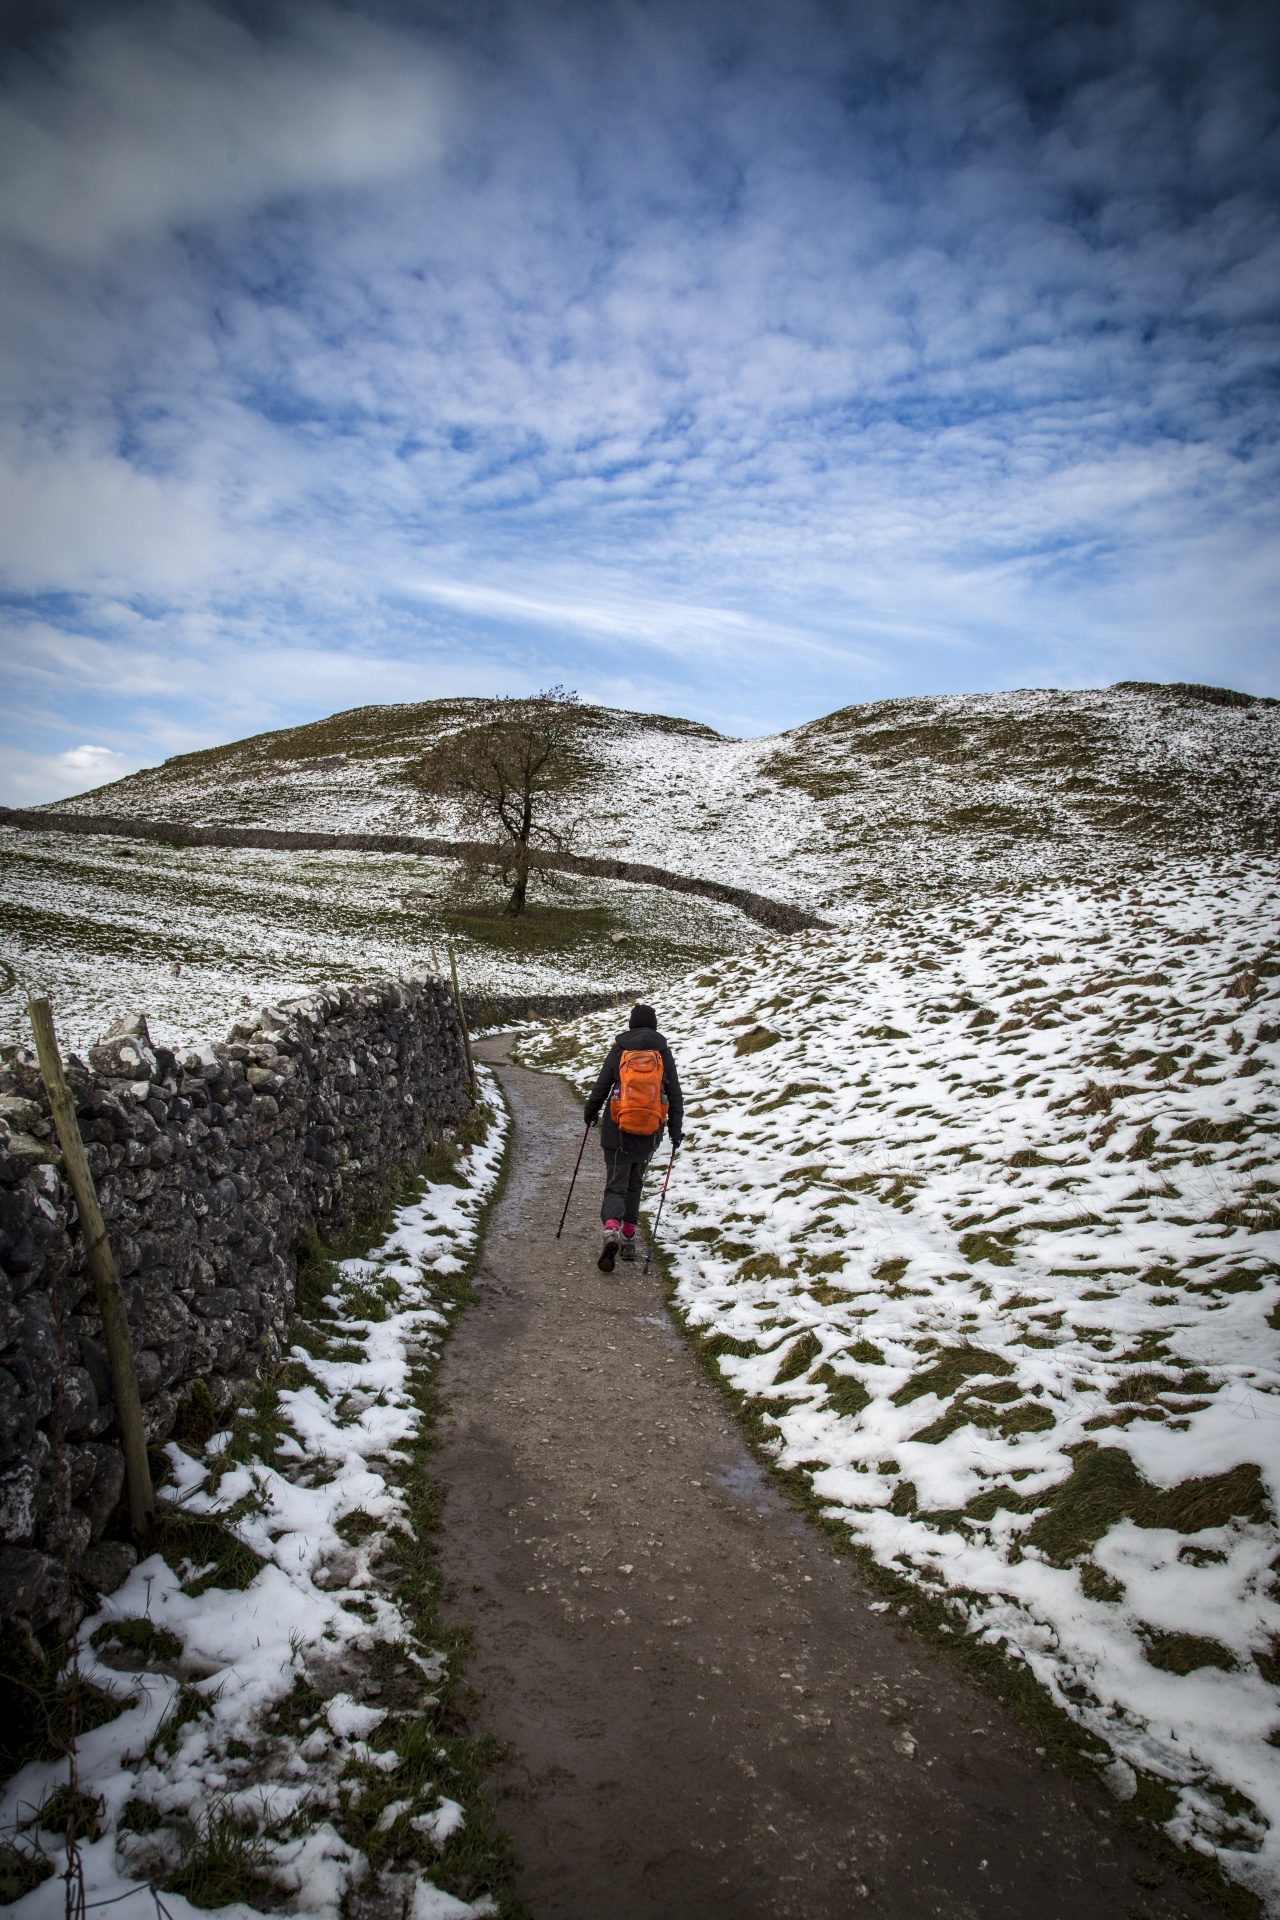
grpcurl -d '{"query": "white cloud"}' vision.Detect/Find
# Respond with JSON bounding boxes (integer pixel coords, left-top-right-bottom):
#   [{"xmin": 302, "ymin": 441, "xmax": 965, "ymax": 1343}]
[
  {"xmin": 0, "ymin": 443, "xmax": 229, "ymax": 594},
  {"xmin": 59, "ymin": 743, "xmax": 131, "ymax": 775},
  {"xmin": 402, "ymin": 572, "xmax": 817, "ymax": 659},
  {"xmin": 0, "ymin": 742, "xmax": 141, "ymax": 807}
]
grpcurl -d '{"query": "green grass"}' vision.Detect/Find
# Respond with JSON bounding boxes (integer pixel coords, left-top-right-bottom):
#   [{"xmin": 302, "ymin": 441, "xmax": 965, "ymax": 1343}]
[
  {"xmin": 172, "ymin": 1380, "xmax": 221, "ymax": 1447},
  {"xmin": 1079, "ymin": 1563, "xmax": 1125, "ymax": 1604},
  {"xmin": 33, "ymin": 1784, "xmax": 104, "ymax": 1843},
  {"xmin": 154, "ymin": 1508, "xmax": 266, "ymax": 1595},
  {"xmin": 1144, "ymin": 1633, "xmax": 1237, "ymax": 1676},
  {"xmin": 165, "ymin": 1802, "xmax": 274, "ymax": 1910},
  {"xmin": 0, "ymin": 1620, "xmax": 128, "ymax": 1779},
  {"xmin": 773, "ymin": 1331, "xmax": 821, "ymax": 1383},
  {"xmin": 119, "ymin": 1798, "xmax": 162, "ymax": 1834},
  {"xmin": 90, "ymin": 1618, "xmax": 182, "ymax": 1663},
  {"xmin": 444, "ymin": 901, "xmax": 621, "ymax": 953},
  {"xmin": 148, "ymin": 1680, "xmax": 217, "ymax": 1759},
  {"xmin": 812, "ymin": 1365, "xmax": 871, "ymax": 1418},
  {"xmin": 1025, "ymin": 1451, "xmax": 1270, "ymax": 1566},
  {"xmin": 734, "ymin": 1025, "xmax": 781, "ymax": 1055},
  {"xmin": 0, "ymin": 1845, "xmax": 53, "ymax": 1902},
  {"xmin": 891, "ymin": 1345, "xmax": 1013, "ymax": 1407}
]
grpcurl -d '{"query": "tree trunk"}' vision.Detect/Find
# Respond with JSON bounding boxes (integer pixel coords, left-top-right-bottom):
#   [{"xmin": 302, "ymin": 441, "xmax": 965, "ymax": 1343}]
[{"xmin": 507, "ymin": 837, "xmax": 530, "ymax": 915}]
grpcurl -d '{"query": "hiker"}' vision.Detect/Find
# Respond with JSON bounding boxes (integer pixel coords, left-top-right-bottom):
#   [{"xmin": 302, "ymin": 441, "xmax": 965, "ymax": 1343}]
[{"xmin": 584, "ymin": 1003, "xmax": 683, "ymax": 1272}]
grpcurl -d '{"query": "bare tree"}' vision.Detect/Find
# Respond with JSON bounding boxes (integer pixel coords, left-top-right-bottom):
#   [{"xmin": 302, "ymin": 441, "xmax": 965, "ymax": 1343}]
[{"xmin": 415, "ymin": 688, "xmax": 583, "ymax": 915}]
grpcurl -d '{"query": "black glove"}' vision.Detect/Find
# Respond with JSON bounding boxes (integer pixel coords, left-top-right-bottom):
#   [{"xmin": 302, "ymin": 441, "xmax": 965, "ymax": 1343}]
[
  {"xmin": 669, "ymin": 1131, "xmax": 683, "ymax": 1150},
  {"xmin": 584, "ymin": 1105, "xmax": 597, "ymax": 1128}
]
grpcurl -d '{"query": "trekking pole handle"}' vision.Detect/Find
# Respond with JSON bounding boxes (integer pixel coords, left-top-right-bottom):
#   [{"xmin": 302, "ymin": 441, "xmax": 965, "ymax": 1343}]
[{"xmin": 556, "ymin": 1122, "xmax": 591, "ymax": 1239}]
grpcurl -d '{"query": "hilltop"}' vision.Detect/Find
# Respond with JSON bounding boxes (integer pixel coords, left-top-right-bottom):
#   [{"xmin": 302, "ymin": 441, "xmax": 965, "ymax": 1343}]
[
  {"xmin": 48, "ymin": 682, "xmax": 1280, "ymax": 915},
  {"xmin": 5, "ymin": 680, "xmax": 1277, "ymax": 1053}
]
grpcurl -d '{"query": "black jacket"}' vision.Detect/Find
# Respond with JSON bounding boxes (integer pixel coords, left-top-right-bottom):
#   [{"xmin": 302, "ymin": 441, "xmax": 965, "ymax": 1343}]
[{"xmin": 585, "ymin": 1027, "xmax": 684, "ymax": 1150}]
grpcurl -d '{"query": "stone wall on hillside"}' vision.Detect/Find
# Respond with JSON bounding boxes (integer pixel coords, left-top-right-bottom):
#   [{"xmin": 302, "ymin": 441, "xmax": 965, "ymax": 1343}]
[
  {"xmin": 0, "ymin": 977, "xmax": 472, "ymax": 1626},
  {"xmin": 0, "ymin": 807, "xmax": 830, "ymax": 934}
]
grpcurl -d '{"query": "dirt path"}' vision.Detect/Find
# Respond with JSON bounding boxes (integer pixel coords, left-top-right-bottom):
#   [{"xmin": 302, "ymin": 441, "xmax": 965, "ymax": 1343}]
[{"xmin": 434, "ymin": 1040, "xmax": 1213, "ymax": 1920}]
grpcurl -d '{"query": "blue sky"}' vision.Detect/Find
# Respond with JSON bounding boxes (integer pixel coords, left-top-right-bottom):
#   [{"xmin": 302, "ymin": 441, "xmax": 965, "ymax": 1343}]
[{"xmin": 1, "ymin": 0, "xmax": 1277, "ymax": 802}]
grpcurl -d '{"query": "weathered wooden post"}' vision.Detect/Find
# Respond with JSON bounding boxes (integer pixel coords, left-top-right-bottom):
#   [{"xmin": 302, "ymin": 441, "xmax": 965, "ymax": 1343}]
[
  {"xmin": 446, "ymin": 946, "xmax": 477, "ymax": 1100},
  {"xmin": 27, "ymin": 998, "xmax": 156, "ymax": 1541}
]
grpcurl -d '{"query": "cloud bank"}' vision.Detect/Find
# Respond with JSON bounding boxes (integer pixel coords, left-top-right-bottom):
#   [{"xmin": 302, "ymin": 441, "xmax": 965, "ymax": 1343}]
[{"xmin": 1, "ymin": 0, "xmax": 1277, "ymax": 799}]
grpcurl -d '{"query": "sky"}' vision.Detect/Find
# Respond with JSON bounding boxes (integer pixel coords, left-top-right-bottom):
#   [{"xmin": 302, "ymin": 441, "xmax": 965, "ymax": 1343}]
[{"xmin": 0, "ymin": 0, "xmax": 1277, "ymax": 803}]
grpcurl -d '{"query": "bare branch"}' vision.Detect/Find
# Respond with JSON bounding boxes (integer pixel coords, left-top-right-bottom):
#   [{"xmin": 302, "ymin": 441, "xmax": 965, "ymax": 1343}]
[{"xmin": 410, "ymin": 690, "xmax": 585, "ymax": 914}]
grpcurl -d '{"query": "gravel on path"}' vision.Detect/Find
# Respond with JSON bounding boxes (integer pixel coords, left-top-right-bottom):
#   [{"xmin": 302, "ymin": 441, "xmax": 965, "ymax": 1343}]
[{"xmin": 433, "ymin": 1037, "xmax": 1216, "ymax": 1920}]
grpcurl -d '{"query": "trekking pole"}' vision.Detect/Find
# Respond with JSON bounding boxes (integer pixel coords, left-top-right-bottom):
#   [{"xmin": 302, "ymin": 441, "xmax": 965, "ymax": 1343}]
[
  {"xmin": 643, "ymin": 1148, "xmax": 677, "ymax": 1274},
  {"xmin": 556, "ymin": 1123, "xmax": 591, "ymax": 1239}
]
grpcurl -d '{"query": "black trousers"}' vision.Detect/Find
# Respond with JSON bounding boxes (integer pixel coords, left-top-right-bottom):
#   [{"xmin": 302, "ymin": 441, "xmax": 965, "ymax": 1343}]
[{"xmin": 601, "ymin": 1138, "xmax": 655, "ymax": 1226}]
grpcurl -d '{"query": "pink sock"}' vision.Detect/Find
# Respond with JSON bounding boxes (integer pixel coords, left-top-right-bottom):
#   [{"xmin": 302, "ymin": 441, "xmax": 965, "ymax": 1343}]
[
  {"xmin": 621, "ymin": 1223, "xmax": 636, "ymax": 1239},
  {"xmin": 605, "ymin": 1218, "xmax": 622, "ymax": 1232}
]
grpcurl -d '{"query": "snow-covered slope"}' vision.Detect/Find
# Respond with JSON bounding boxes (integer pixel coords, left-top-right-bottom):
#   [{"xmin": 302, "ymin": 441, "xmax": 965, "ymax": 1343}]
[
  {"xmin": 49, "ymin": 683, "xmax": 1280, "ymax": 917},
  {"xmin": 520, "ymin": 851, "xmax": 1280, "ymax": 1907},
  {"xmin": 0, "ymin": 828, "xmax": 764, "ymax": 1056}
]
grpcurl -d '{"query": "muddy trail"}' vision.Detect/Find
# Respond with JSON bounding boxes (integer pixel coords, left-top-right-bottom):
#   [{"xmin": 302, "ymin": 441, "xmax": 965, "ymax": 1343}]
[{"xmin": 434, "ymin": 1038, "xmax": 1214, "ymax": 1920}]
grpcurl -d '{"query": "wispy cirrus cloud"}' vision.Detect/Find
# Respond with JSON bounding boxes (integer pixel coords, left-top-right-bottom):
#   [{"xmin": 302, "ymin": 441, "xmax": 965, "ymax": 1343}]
[{"xmin": 0, "ymin": 0, "xmax": 1277, "ymax": 801}]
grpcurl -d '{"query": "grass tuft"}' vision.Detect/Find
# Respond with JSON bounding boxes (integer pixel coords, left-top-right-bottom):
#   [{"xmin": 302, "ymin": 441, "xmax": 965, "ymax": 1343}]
[
  {"xmin": 148, "ymin": 1679, "xmax": 216, "ymax": 1758},
  {"xmin": 892, "ymin": 1345, "xmax": 1013, "ymax": 1407},
  {"xmin": 165, "ymin": 1802, "xmax": 273, "ymax": 1910},
  {"xmin": 1024, "ymin": 1450, "xmax": 1269, "ymax": 1567},
  {"xmin": 91, "ymin": 1618, "xmax": 183, "ymax": 1663},
  {"xmin": 172, "ymin": 1380, "xmax": 220, "ymax": 1448},
  {"xmin": 0, "ymin": 1845, "xmax": 53, "ymax": 1902},
  {"xmin": 734, "ymin": 1026, "xmax": 781, "ymax": 1055},
  {"xmin": 773, "ymin": 1331, "xmax": 821, "ymax": 1383},
  {"xmin": 154, "ymin": 1509, "xmax": 265, "ymax": 1596},
  {"xmin": 1144, "ymin": 1633, "xmax": 1237, "ymax": 1676},
  {"xmin": 0, "ymin": 1620, "xmax": 127, "ymax": 1777}
]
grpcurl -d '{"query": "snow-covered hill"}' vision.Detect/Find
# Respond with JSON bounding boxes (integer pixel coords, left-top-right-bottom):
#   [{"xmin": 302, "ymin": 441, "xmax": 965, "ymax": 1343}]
[
  {"xmin": 49, "ymin": 683, "xmax": 1280, "ymax": 917},
  {"xmin": 520, "ymin": 850, "xmax": 1280, "ymax": 1908},
  {"xmin": 0, "ymin": 827, "xmax": 764, "ymax": 1056}
]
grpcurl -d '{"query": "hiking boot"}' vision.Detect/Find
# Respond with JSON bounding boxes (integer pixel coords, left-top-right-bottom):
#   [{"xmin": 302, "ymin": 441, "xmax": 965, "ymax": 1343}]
[
  {"xmin": 598, "ymin": 1229, "xmax": 621, "ymax": 1273},
  {"xmin": 619, "ymin": 1232, "xmax": 638, "ymax": 1263}
]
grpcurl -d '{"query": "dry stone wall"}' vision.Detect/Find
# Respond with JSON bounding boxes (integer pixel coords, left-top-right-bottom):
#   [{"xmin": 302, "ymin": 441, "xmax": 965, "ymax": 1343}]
[
  {"xmin": 0, "ymin": 977, "xmax": 472, "ymax": 1625},
  {"xmin": 0, "ymin": 807, "xmax": 830, "ymax": 933}
]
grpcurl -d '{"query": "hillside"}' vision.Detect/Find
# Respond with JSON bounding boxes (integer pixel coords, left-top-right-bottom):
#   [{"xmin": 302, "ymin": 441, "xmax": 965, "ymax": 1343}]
[
  {"xmin": 48, "ymin": 682, "xmax": 1280, "ymax": 916},
  {"xmin": 0, "ymin": 828, "xmax": 764, "ymax": 1056},
  {"xmin": 4, "ymin": 677, "xmax": 1277, "ymax": 1055}
]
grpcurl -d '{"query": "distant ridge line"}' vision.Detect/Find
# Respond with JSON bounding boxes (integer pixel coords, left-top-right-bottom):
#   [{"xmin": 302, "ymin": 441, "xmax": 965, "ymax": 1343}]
[{"xmin": 0, "ymin": 806, "xmax": 829, "ymax": 936}]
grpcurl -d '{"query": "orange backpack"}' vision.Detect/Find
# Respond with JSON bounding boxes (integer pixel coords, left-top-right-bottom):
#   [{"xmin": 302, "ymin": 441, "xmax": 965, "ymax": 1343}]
[{"xmin": 610, "ymin": 1048, "xmax": 668, "ymax": 1136}]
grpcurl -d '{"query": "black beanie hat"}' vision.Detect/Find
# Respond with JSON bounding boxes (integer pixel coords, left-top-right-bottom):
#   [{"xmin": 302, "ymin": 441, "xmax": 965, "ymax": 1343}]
[{"xmin": 629, "ymin": 1003, "xmax": 658, "ymax": 1030}]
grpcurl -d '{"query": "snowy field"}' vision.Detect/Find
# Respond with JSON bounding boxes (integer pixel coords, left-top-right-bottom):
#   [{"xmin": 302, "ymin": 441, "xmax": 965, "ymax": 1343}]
[
  {"xmin": 47, "ymin": 685, "xmax": 1280, "ymax": 918},
  {"xmin": 520, "ymin": 853, "xmax": 1280, "ymax": 1908},
  {"xmin": 0, "ymin": 826, "xmax": 762, "ymax": 1056},
  {"xmin": 1, "ymin": 1072, "xmax": 511, "ymax": 1920}
]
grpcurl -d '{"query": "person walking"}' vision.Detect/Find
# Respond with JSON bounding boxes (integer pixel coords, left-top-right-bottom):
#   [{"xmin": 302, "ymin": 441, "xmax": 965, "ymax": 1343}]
[{"xmin": 584, "ymin": 1003, "xmax": 683, "ymax": 1272}]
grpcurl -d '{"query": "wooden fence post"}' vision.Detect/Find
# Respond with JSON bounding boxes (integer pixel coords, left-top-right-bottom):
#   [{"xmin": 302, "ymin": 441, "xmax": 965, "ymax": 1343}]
[
  {"xmin": 27, "ymin": 999, "xmax": 156, "ymax": 1542},
  {"xmin": 446, "ymin": 947, "xmax": 477, "ymax": 1100}
]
